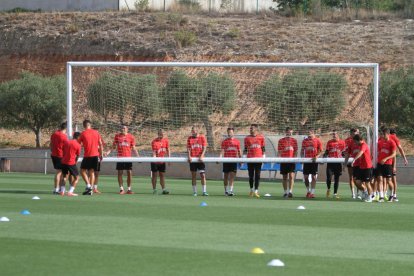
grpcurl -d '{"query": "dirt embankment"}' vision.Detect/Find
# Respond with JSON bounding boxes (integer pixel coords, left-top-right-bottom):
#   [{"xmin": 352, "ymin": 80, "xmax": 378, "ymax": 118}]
[{"xmin": 0, "ymin": 12, "xmax": 413, "ymax": 151}]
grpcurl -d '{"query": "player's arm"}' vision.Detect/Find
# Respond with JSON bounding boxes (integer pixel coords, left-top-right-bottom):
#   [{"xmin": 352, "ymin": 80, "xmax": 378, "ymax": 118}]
[
  {"xmin": 351, "ymin": 150, "xmax": 364, "ymax": 166},
  {"xmin": 98, "ymin": 138, "xmax": 104, "ymax": 160},
  {"xmin": 381, "ymin": 150, "xmax": 397, "ymax": 165},
  {"xmin": 132, "ymin": 145, "xmax": 139, "ymax": 157},
  {"xmin": 396, "ymin": 144, "xmax": 408, "ymax": 165},
  {"xmin": 200, "ymin": 144, "xmax": 207, "ymax": 162},
  {"xmin": 187, "ymin": 140, "xmax": 192, "ymax": 163},
  {"xmin": 261, "ymin": 138, "xmax": 266, "ymax": 158}
]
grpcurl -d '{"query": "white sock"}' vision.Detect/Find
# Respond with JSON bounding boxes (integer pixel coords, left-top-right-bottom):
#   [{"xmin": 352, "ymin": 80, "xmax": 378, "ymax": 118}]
[
  {"xmin": 284, "ymin": 189, "xmax": 288, "ymax": 194},
  {"xmin": 86, "ymin": 184, "xmax": 92, "ymax": 189},
  {"xmin": 380, "ymin": 191, "xmax": 384, "ymax": 198},
  {"xmin": 69, "ymin": 186, "xmax": 75, "ymax": 193},
  {"xmin": 55, "ymin": 187, "xmax": 60, "ymax": 192},
  {"xmin": 311, "ymin": 188, "xmax": 315, "ymax": 194},
  {"xmin": 192, "ymin": 185, "xmax": 197, "ymax": 193},
  {"xmin": 60, "ymin": 186, "xmax": 66, "ymax": 193},
  {"xmin": 202, "ymin": 185, "xmax": 207, "ymax": 193},
  {"xmin": 127, "ymin": 186, "xmax": 131, "ymax": 191},
  {"xmin": 93, "ymin": 185, "xmax": 98, "ymax": 190},
  {"xmin": 393, "ymin": 193, "xmax": 397, "ymax": 197},
  {"xmin": 229, "ymin": 186, "xmax": 233, "ymax": 192},
  {"xmin": 224, "ymin": 186, "xmax": 228, "ymax": 193},
  {"xmin": 120, "ymin": 186, "xmax": 124, "ymax": 191},
  {"xmin": 255, "ymin": 189, "xmax": 258, "ymax": 193}
]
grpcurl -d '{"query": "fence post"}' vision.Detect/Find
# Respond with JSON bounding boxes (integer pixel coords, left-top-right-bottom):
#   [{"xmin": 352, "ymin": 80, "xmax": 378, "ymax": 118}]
[{"xmin": 44, "ymin": 151, "xmax": 48, "ymax": 175}]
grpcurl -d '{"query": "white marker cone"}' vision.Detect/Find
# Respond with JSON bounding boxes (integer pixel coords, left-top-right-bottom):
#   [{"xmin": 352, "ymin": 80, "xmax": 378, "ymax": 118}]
[
  {"xmin": 32, "ymin": 196, "xmax": 40, "ymax": 200},
  {"xmin": 267, "ymin": 259, "xmax": 285, "ymax": 267},
  {"xmin": 0, "ymin": 217, "xmax": 10, "ymax": 222},
  {"xmin": 297, "ymin": 205, "xmax": 306, "ymax": 210}
]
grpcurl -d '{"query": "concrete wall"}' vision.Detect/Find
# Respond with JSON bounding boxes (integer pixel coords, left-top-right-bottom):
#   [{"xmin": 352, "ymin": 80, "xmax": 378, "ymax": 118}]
[
  {"xmin": 0, "ymin": 0, "xmax": 118, "ymax": 11},
  {"xmin": 2, "ymin": 156, "xmax": 413, "ymax": 186},
  {"xmin": 121, "ymin": 0, "xmax": 278, "ymax": 13}
]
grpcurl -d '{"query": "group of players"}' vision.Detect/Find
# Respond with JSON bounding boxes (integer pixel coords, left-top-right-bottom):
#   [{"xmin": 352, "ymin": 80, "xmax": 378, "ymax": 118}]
[{"xmin": 49, "ymin": 120, "xmax": 407, "ymax": 202}]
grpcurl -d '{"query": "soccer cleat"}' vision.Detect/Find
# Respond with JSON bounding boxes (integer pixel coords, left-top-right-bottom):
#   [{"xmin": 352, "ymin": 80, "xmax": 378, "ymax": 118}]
[
  {"xmin": 309, "ymin": 193, "xmax": 315, "ymax": 199},
  {"xmin": 378, "ymin": 197, "xmax": 384, "ymax": 203},
  {"xmin": 365, "ymin": 196, "xmax": 372, "ymax": 203},
  {"xmin": 162, "ymin": 190, "xmax": 170, "ymax": 195},
  {"xmin": 202, "ymin": 192, "xmax": 209, "ymax": 196},
  {"xmin": 93, "ymin": 188, "xmax": 101, "ymax": 194},
  {"xmin": 119, "ymin": 190, "xmax": 126, "ymax": 195},
  {"xmin": 334, "ymin": 194, "xmax": 340, "ymax": 199},
  {"xmin": 352, "ymin": 194, "xmax": 356, "ymax": 199},
  {"xmin": 393, "ymin": 197, "xmax": 399, "ymax": 202},
  {"xmin": 67, "ymin": 192, "xmax": 78, "ymax": 197},
  {"xmin": 288, "ymin": 192, "xmax": 293, "ymax": 198},
  {"xmin": 53, "ymin": 191, "xmax": 60, "ymax": 195},
  {"xmin": 249, "ymin": 191, "xmax": 254, "ymax": 197},
  {"xmin": 326, "ymin": 190, "xmax": 331, "ymax": 198},
  {"xmin": 384, "ymin": 195, "xmax": 389, "ymax": 201},
  {"xmin": 373, "ymin": 194, "xmax": 379, "ymax": 202},
  {"xmin": 193, "ymin": 192, "xmax": 198, "ymax": 197},
  {"xmin": 225, "ymin": 191, "xmax": 229, "ymax": 196},
  {"xmin": 388, "ymin": 196, "xmax": 394, "ymax": 202},
  {"xmin": 283, "ymin": 193, "xmax": 288, "ymax": 199},
  {"xmin": 82, "ymin": 188, "xmax": 93, "ymax": 195},
  {"xmin": 254, "ymin": 192, "xmax": 260, "ymax": 198},
  {"xmin": 228, "ymin": 191, "xmax": 234, "ymax": 197},
  {"xmin": 126, "ymin": 190, "xmax": 135, "ymax": 195},
  {"xmin": 306, "ymin": 192, "xmax": 311, "ymax": 198}
]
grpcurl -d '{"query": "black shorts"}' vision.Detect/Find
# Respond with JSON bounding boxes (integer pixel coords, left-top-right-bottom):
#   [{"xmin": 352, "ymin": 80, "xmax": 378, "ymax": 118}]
[
  {"xmin": 326, "ymin": 163, "xmax": 342, "ymax": 176},
  {"xmin": 223, "ymin": 163, "xmax": 237, "ymax": 173},
  {"xmin": 51, "ymin": 156, "xmax": 62, "ymax": 170},
  {"xmin": 80, "ymin": 156, "xmax": 99, "ymax": 171},
  {"xmin": 151, "ymin": 163, "xmax": 166, "ymax": 173},
  {"xmin": 280, "ymin": 163, "xmax": 295, "ymax": 175},
  {"xmin": 62, "ymin": 164, "xmax": 79, "ymax": 177},
  {"xmin": 190, "ymin": 162, "xmax": 206, "ymax": 173},
  {"xmin": 375, "ymin": 163, "xmax": 393, "ymax": 178},
  {"xmin": 303, "ymin": 163, "xmax": 319, "ymax": 175},
  {"xmin": 356, "ymin": 168, "xmax": 372, "ymax": 182},
  {"xmin": 116, "ymin": 162, "xmax": 132, "ymax": 171}
]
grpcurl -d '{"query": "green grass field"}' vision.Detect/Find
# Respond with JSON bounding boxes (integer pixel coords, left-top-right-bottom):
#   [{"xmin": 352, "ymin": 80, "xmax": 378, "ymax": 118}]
[{"xmin": 1, "ymin": 173, "xmax": 414, "ymax": 276}]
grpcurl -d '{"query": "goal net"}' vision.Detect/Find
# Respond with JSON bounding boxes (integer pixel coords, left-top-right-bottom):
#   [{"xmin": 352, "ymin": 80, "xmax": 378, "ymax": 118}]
[{"xmin": 67, "ymin": 62, "xmax": 379, "ymax": 162}]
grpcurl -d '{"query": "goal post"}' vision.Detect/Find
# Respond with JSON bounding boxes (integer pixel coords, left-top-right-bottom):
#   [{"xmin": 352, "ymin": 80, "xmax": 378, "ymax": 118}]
[{"xmin": 66, "ymin": 62, "xmax": 379, "ymax": 164}]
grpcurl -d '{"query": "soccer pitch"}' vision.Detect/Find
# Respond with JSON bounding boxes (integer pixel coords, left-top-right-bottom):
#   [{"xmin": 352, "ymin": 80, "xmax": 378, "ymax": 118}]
[{"xmin": 1, "ymin": 173, "xmax": 414, "ymax": 276}]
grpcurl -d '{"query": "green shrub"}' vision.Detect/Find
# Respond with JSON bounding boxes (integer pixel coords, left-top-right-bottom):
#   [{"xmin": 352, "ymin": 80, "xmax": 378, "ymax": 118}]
[
  {"xmin": 174, "ymin": 30, "xmax": 197, "ymax": 47},
  {"xmin": 134, "ymin": 0, "xmax": 150, "ymax": 11}
]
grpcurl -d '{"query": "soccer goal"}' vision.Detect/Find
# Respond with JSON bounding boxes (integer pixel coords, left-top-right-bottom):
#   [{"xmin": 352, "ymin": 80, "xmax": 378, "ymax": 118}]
[{"xmin": 66, "ymin": 62, "xmax": 379, "ymax": 164}]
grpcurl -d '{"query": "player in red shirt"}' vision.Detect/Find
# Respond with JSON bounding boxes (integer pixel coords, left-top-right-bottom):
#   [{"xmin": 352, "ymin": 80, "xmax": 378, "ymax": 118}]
[
  {"xmin": 79, "ymin": 120, "xmax": 103, "ymax": 195},
  {"xmin": 277, "ymin": 127, "xmax": 298, "ymax": 198},
  {"xmin": 244, "ymin": 124, "xmax": 265, "ymax": 198},
  {"xmin": 301, "ymin": 129, "xmax": 323, "ymax": 199},
  {"xmin": 343, "ymin": 128, "xmax": 360, "ymax": 199},
  {"xmin": 50, "ymin": 122, "xmax": 68, "ymax": 194},
  {"xmin": 324, "ymin": 130, "xmax": 345, "ymax": 199},
  {"xmin": 220, "ymin": 127, "xmax": 242, "ymax": 196},
  {"xmin": 187, "ymin": 125, "xmax": 208, "ymax": 196},
  {"xmin": 151, "ymin": 129, "xmax": 170, "ymax": 195},
  {"xmin": 389, "ymin": 128, "xmax": 408, "ymax": 202},
  {"xmin": 60, "ymin": 132, "xmax": 81, "ymax": 196},
  {"xmin": 350, "ymin": 134, "xmax": 374, "ymax": 202},
  {"xmin": 106, "ymin": 125, "xmax": 138, "ymax": 195},
  {"xmin": 375, "ymin": 128, "xmax": 397, "ymax": 202}
]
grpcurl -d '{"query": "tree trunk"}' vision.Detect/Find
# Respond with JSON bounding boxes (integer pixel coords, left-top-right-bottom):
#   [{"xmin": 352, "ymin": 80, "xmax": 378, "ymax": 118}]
[
  {"xmin": 35, "ymin": 128, "xmax": 41, "ymax": 148},
  {"xmin": 202, "ymin": 117, "xmax": 215, "ymax": 151}
]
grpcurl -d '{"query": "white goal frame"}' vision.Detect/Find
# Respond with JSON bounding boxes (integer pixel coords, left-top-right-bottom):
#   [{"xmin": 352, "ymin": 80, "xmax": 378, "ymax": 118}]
[{"xmin": 66, "ymin": 62, "xmax": 379, "ymax": 164}]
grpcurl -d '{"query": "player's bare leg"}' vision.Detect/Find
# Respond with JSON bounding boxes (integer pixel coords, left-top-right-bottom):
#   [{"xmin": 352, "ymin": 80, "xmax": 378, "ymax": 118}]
[
  {"xmin": 151, "ymin": 171, "xmax": 158, "ymax": 194},
  {"xmin": 126, "ymin": 170, "xmax": 133, "ymax": 194},
  {"xmin": 159, "ymin": 171, "xmax": 169, "ymax": 194},
  {"xmin": 191, "ymin": 171, "xmax": 197, "ymax": 196},
  {"xmin": 118, "ymin": 170, "xmax": 125, "ymax": 194},
  {"xmin": 309, "ymin": 174, "xmax": 317, "ymax": 198},
  {"xmin": 223, "ymin": 172, "xmax": 229, "ymax": 195},
  {"xmin": 387, "ymin": 177, "xmax": 395, "ymax": 202},
  {"xmin": 304, "ymin": 174, "xmax": 310, "ymax": 197},
  {"xmin": 282, "ymin": 174, "xmax": 288, "ymax": 198},
  {"xmin": 200, "ymin": 172, "xmax": 208, "ymax": 196},
  {"xmin": 68, "ymin": 175, "xmax": 79, "ymax": 196},
  {"xmin": 228, "ymin": 171, "xmax": 235, "ymax": 196},
  {"xmin": 288, "ymin": 172, "xmax": 295, "ymax": 198},
  {"xmin": 347, "ymin": 167, "xmax": 356, "ymax": 198},
  {"xmin": 54, "ymin": 170, "xmax": 63, "ymax": 194}
]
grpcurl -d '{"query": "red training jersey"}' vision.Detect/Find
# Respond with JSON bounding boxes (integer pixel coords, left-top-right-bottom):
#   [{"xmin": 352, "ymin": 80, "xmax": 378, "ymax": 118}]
[
  {"xmin": 152, "ymin": 137, "xmax": 169, "ymax": 157},
  {"xmin": 325, "ymin": 139, "xmax": 346, "ymax": 158},
  {"xmin": 301, "ymin": 137, "xmax": 322, "ymax": 158},
  {"xmin": 389, "ymin": 133, "xmax": 401, "ymax": 147},
  {"xmin": 50, "ymin": 130, "xmax": 68, "ymax": 158},
  {"xmin": 244, "ymin": 135, "xmax": 265, "ymax": 158},
  {"xmin": 79, "ymin": 129, "xmax": 102, "ymax": 157},
  {"xmin": 221, "ymin": 137, "xmax": 241, "ymax": 158},
  {"xmin": 187, "ymin": 135, "xmax": 207, "ymax": 157},
  {"xmin": 344, "ymin": 136, "xmax": 353, "ymax": 152},
  {"xmin": 356, "ymin": 142, "xmax": 372, "ymax": 169},
  {"xmin": 346, "ymin": 139, "xmax": 361, "ymax": 167},
  {"xmin": 377, "ymin": 138, "xmax": 396, "ymax": 165},
  {"xmin": 113, "ymin": 133, "xmax": 135, "ymax": 157},
  {"xmin": 278, "ymin": 137, "xmax": 298, "ymax": 158},
  {"xmin": 61, "ymin": 139, "xmax": 81, "ymax": 166}
]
